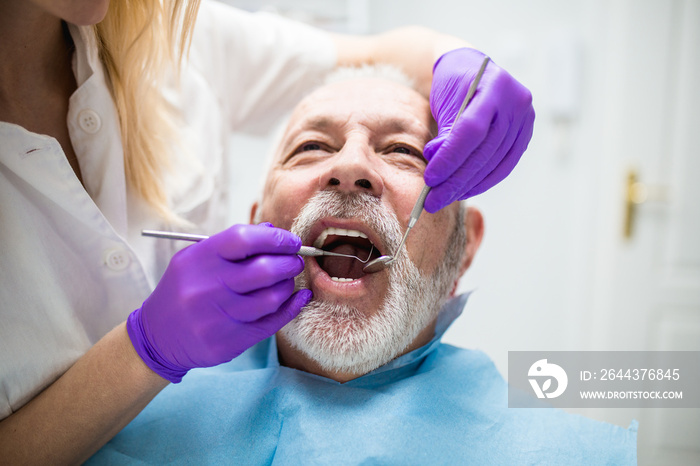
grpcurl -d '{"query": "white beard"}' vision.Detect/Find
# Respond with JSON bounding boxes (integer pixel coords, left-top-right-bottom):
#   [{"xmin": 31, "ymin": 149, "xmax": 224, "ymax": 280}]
[{"xmin": 279, "ymin": 191, "xmax": 464, "ymax": 376}]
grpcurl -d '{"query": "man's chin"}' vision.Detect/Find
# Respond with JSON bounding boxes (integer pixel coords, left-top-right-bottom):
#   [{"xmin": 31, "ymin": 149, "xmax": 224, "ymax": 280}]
[
  {"xmin": 280, "ymin": 301, "xmax": 403, "ymax": 376},
  {"xmin": 285, "ymin": 239, "xmax": 450, "ymax": 378}
]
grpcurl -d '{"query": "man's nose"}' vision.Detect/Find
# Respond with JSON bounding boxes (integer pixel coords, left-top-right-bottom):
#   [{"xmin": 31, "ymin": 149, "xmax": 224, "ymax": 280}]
[{"xmin": 318, "ymin": 143, "xmax": 384, "ymax": 197}]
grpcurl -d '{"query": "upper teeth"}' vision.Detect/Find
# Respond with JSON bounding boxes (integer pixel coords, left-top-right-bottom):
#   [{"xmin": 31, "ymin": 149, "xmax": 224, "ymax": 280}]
[{"xmin": 313, "ymin": 227, "xmax": 368, "ymax": 248}]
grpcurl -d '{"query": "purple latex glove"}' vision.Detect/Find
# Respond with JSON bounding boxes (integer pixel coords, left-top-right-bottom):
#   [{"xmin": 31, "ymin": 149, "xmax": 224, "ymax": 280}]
[
  {"xmin": 127, "ymin": 223, "xmax": 311, "ymax": 383},
  {"xmin": 423, "ymin": 48, "xmax": 535, "ymax": 212}
]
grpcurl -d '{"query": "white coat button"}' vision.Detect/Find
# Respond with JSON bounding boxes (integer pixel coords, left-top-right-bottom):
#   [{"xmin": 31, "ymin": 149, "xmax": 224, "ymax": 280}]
[
  {"xmin": 78, "ymin": 109, "xmax": 101, "ymax": 134},
  {"xmin": 104, "ymin": 249, "xmax": 130, "ymax": 271}
]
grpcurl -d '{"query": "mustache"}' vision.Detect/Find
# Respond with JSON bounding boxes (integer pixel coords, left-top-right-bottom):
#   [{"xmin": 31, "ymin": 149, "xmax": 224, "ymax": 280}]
[{"xmin": 290, "ymin": 191, "xmax": 403, "ymax": 255}]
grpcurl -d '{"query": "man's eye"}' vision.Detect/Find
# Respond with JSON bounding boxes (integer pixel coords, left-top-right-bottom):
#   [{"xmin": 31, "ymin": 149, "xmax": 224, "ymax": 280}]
[
  {"xmin": 299, "ymin": 142, "xmax": 322, "ymax": 152},
  {"xmin": 384, "ymin": 143, "xmax": 427, "ymax": 169},
  {"xmin": 388, "ymin": 144, "xmax": 423, "ymax": 159},
  {"xmin": 283, "ymin": 141, "xmax": 331, "ymax": 165}
]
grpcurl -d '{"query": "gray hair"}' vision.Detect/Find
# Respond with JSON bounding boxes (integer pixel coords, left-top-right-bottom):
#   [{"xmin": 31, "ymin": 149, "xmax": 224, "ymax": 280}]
[{"xmin": 322, "ymin": 64, "xmax": 416, "ymax": 90}]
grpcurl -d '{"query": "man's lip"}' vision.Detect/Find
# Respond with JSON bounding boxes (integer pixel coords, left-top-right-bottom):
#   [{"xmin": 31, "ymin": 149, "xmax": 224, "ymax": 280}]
[
  {"xmin": 306, "ymin": 253, "xmax": 388, "ymax": 301},
  {"xmin": 307, "ymin": 218, "xmax": 386, "ymax": 255}
]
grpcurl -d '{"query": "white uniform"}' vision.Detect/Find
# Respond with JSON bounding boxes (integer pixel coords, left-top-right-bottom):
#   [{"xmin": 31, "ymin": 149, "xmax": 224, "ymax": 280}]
[{"xmin": 0, "ymin": 1, "xmax": 334, "ymax": 420}]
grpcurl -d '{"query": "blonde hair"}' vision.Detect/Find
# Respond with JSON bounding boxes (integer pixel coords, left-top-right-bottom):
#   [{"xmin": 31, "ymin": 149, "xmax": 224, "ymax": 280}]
[{"xmin": 94, "ymin": 0, "xmax": 201, "ymax": 220}]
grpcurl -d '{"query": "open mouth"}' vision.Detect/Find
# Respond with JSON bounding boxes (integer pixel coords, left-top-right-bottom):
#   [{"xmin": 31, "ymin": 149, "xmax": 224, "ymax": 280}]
[{"xmin": 312, "ymin": 227, "xmax": 382, "ymax": 282}]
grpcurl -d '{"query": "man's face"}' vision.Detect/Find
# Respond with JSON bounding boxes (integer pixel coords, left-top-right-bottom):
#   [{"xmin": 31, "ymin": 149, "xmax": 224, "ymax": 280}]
[{"xmin": 253, "ymin": 76, "xmax": 476, "ymax": 379}]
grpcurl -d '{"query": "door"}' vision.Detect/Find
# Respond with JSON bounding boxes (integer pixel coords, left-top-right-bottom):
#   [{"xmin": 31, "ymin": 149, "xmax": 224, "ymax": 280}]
[{"xmin": 585, "ymin": 1, "xmax": 700, "ymax": 464}]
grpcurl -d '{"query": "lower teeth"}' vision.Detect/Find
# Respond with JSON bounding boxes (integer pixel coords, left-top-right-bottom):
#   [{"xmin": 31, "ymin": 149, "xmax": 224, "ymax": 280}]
[{"xmin": 331, "ymin": 277, "xmax": 355, "ymax": 282}]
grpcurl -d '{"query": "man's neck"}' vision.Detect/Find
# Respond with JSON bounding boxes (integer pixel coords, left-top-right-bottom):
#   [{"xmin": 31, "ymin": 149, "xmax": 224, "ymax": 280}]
[{"xmin": 276, "ymin": 322, "xmax": 437, "ymax": 383}]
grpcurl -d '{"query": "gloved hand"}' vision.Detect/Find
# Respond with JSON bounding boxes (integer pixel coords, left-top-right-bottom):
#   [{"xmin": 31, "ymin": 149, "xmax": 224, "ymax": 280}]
[
  {"xmin": 127, "ymin": 223, "xmax": 311, "ymax": 383},
  {"xmin": 423, "ymin": 48, "xmax": 535, "ymax": 212}
]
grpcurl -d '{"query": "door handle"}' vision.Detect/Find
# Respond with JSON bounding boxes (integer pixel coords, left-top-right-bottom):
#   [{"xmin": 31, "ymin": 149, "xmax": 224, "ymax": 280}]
[{"xmin": 623, "ymin": 168, "xmax": 669, "ymax": 240}]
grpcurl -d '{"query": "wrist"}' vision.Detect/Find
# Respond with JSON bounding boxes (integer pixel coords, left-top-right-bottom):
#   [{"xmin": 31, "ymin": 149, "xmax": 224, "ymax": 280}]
[{"xmin": 126, "ymin": 309, "xmax": 187, "ymax": 384}]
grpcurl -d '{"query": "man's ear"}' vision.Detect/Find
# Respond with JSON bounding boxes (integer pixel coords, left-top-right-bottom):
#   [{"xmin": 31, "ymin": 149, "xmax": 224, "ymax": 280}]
[
  {"xmin": 458, "ymin": 206, "xmax": 484, "ymax": 277},
  {"xmin": 249, "ymin": 202, "xmax": 259, "ymax": 225}
]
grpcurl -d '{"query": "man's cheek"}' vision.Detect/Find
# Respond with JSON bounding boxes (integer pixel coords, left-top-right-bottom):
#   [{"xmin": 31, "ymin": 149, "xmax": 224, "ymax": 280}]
[
  {"xmin": 273, "ymin": 182, "xmax": 316, "ymax": 230},
  {"xmin": 411, "ymin": 215, "xmax": 452, "ymax": 271},
  {"xmin": 265, "ymin": 200, "xmax": 300, "ymax": 231}
]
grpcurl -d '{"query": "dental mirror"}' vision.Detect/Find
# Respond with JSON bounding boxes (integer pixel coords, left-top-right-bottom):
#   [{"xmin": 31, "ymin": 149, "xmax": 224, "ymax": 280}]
[
  {"xmin": 362, "ymin": 56, "xmax": 490, "ymax": 274},
  {"xmin": 362, "ymin": 256, "xmax": 394, "ymax": 274}
]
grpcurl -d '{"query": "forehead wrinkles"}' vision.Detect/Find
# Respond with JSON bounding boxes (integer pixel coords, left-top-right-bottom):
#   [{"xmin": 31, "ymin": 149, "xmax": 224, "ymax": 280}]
[
  {"xmin": 289, "ymin": 113, "xmax": 423, "ymax": 138},
  {"xmin": 291, "ymin": 79, "xmax": 428, "ymax": 131}
]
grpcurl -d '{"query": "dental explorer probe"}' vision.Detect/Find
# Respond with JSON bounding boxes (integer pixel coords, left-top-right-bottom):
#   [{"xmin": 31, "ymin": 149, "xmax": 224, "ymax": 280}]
[
  {"xmin": 141, "ymin": 230, "xmax": 374, "ymax": 262},
  {"xmin": 362, "ymin": 56, "xmax": 490, "ymax": 274}
]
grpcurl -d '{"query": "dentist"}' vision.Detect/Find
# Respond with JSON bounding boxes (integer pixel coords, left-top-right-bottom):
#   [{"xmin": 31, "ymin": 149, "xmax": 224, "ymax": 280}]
[{"xmin": 0, "ymin": 0, "xmax": 534, "ymax": 463}]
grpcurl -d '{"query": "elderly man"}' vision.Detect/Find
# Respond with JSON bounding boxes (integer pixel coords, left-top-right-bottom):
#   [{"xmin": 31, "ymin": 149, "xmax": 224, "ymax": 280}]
[{"xmin": 89, "ymin": 68, "xmax": 636, "ymax": 464}]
